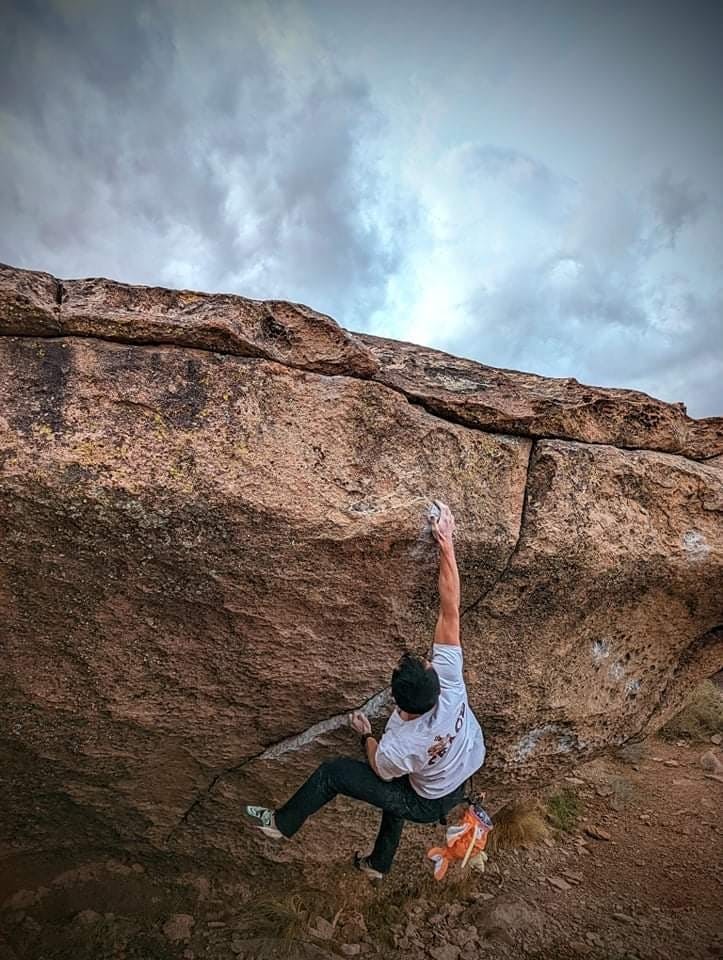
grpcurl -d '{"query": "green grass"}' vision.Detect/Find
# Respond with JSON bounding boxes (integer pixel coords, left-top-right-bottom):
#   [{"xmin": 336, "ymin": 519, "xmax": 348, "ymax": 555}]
[{"xmin": 546, "ymin": 787, "xmax": 583, "ymax": 833}]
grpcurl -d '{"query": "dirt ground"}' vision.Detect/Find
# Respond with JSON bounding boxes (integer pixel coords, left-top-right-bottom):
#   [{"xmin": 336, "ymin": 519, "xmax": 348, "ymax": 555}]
[
  {"xmin": 470, "ymin": 737, "xmax": 723, "ymax": 959},
  {"xmin": 1, "ymin": 735, "xmax": 721, "ymax": 960}
]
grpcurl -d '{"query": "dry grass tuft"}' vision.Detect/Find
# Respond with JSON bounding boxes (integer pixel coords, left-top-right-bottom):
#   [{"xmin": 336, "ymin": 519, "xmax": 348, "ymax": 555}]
[
  {"xmin": 229, "ymin": 870, "xmax": 371, "ymax": 954},
  {"xmin": 234, "ymin": 889, "xmax": 331, "ymax": 946},
  {"xmin": 233, "ymin": 891, "xmax": 315, "ymax": 944},
  {"xmin": 660, "ymin": 680, "xmax": 723, "ymax": 742},
  {"xmin": 487, "ymin": 799, "xmax": 550, "ymax": 853}
]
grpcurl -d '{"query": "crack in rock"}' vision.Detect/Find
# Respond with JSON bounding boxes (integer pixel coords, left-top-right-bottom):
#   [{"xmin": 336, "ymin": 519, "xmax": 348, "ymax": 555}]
[
  {"xmin": 167, "ymin": 686, "xmax": 392, "ymax": 840},
  {"xmin": 461, "ymin": 439, "xmax": 535, "ymax": 620},
  {"xmin": 2, "ymin": 330, "xmax": 718, "ymax": 463}
]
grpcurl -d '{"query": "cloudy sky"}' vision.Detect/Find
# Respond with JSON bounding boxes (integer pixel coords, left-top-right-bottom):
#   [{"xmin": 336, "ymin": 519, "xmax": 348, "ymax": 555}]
[{"xmin": 2, "ymin": 1, "xmax": 721, "ymax": 416}]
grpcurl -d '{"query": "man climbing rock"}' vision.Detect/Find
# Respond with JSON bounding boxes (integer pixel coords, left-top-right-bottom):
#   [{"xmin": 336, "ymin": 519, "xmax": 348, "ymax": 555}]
[{"xmin": 243, "ymin": 501, "xmax": 486, "ymax": 879}]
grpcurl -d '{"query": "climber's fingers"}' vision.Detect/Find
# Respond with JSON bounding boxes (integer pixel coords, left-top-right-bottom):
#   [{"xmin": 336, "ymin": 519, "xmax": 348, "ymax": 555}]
[
  {"xmin": 429, "ymin": 500, "xmax": 455, "ymax": 541},
  {"xmin": 349, "ymin": 711, "xmax": 371, "ymax": 735},
  {"xmin": 428, "ymin": 501, "xmax": 442, "ymax": 541}
]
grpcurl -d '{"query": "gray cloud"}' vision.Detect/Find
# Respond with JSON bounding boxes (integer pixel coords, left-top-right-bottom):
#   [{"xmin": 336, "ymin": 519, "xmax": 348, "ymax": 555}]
[
  {"xmin": 439, "ymin": 154, "xmax": 721, "ymax": 415},
  {"xmin": 649, "ymin": 169, "xmax": 707, "ymax": 249},
  {"xmin": 0, "ymin": 0, "xmax": 416, "ymax": 330},
  {"xmin": 1, "ymin": 0, "xmax": 721, "ymax": 416}
]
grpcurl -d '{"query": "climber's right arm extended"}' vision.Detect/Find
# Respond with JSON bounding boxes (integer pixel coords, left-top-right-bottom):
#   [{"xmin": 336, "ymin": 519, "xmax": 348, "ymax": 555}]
[{"xmin": 432, "ymin": 504, "xmax": 460, "ymax": 648}]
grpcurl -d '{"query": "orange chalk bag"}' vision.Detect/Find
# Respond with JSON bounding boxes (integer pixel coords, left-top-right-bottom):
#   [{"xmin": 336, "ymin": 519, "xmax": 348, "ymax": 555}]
[{"xmin": 426, "ymin": 799, "xmax": 493, "ymax": 880}]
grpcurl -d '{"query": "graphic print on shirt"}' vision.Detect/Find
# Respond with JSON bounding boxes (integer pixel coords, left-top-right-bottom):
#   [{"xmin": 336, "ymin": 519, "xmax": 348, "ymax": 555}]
[{"xmin": 426, "ymin": 701, "xmax": 466, "ymax": 766}]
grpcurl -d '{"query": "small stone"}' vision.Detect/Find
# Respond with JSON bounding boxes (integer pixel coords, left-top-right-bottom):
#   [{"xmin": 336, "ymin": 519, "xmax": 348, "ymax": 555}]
[
  {"xmin": 163, "ymin": 914, "xmax": 195, "ymax": 943},
  {"xmin": 565, "ymin": 776, "xmax": 586, "ymax": 785},
  {"xmin": 429, "ymin": 945, "xmax": 460, "ymax": 960},
  {"xmin": 7, "ymin": 889, "xmax": 47, "ymax": 910},
  {"xmin": 547, "ymin": 876, "xmax": 572, "ymax": 892},
  {"xmin": 700, "ymin": 750, "xmax": 723, "ymax": 773},
  {"xmin": 616, "ymin": 741, "xmax": 645, "ymax": 764},
  {"xmin": 584, "ymin": 825, "xmax": 611, "ymax": 841},
  {"xmin": 663, "ymin": 759, "xmax": 679, "ymax": 768},
  {"xmin": 711, "ymin": 734, "xmax": 722, "ymax": 745},
  {"xmin": 309, "ymin": 916, "xmax": 336, "ymax": 940},
  {"xmin": 207, "ymin": 921, "xmax": 226, "ymax": 928},
  {"xmin": 452, "ymin": 925, "xmax": 478, "ymax": 947},
  {"xmin": 340, "ymin": 945, "xmax": 361, "ymax": 957},
  {"xmin": 571, "ymin": 942, "xmax": 593, "ymax": 956},
  {"xmin": 562, "ymin": 870, "xmax": 583, "ymax": 885},
  {"xmin": 613, "ymin": 912, "xmax": 635, "ymax": 924},
  {"xmin": 75, "ymin": 909, "xmax": 101, "ymax": 925}
]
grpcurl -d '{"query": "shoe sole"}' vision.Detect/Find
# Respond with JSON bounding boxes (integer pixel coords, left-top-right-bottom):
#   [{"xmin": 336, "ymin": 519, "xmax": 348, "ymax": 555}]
[
  {"xmin": 241, "ymin": 806, "xmax": 283, "ymax": 840},
  {"xmin": 354, "ymin": 853, "xmax": 383, "ymax": 881},
  {"xmin": 258, "ymin": 825, "xmax": 283, "ymax": 840}
]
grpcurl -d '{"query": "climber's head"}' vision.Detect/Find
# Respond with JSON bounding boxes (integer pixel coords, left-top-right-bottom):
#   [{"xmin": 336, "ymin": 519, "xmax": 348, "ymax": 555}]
[{"xmin": 392, "ymin": 652, "xmax": 440, "ymax": 717}]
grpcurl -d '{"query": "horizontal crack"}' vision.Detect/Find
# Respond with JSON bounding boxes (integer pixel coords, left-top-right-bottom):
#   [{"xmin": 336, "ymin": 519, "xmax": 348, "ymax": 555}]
[
  {"xmin": 1, "ymin": 331, "xmax": 717, "ymax": 464},
  {"xmin": 165, "ymin": 686, "xmax": 392, "ymax": 842}
]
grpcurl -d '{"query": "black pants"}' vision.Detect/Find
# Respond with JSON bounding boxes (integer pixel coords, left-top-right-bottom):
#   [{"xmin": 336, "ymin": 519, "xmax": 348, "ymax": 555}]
[{"xmin": 274, "ymin": 757, "xmax": 467, "ymax": 874}]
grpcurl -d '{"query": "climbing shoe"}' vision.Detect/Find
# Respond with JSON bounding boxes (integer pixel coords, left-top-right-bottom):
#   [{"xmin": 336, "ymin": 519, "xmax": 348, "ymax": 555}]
[
  {"xmin": 353, "ymin": 852, "xmax": 383, "ymax": 881},
  {"xmin": 242, "ymin": 805, "xmax": 283, "ymax": 840}
]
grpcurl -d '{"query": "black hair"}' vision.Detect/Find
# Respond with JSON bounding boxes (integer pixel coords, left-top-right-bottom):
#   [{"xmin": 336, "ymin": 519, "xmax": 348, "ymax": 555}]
[{"xmin": 391, "ymin": 652, "xmax": 440, "ymax": 715}]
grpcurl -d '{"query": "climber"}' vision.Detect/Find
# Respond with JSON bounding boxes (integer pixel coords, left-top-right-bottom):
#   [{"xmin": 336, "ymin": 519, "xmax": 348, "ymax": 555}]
[{"xmin": 242, "ymin": 500, "xmax": 486, "ymax": 879}]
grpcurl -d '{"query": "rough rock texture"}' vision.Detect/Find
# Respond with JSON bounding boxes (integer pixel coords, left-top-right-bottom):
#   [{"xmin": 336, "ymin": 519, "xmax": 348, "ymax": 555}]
[
  {"xmin": 355, "ymin": 334, "xmax": 723, "ymax": 460},
  {"xmin": 1, "ymin": 263, "xmax": 721, "ymax": 872}
]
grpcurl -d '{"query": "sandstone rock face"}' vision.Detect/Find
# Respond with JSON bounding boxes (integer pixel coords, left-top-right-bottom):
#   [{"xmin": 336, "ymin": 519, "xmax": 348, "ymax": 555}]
[
  {"xmin": 356, "ymin": 334, "xmax": 723, "ymax": 459},
  {"xmin": 1, "ymin": 263, "xmax": 721, "ymax": 873}
]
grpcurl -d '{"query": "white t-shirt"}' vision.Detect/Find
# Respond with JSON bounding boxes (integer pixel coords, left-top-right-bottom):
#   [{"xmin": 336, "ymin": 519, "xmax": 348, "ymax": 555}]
[{"xmin": 375, "ymin": 644, "xmax": 485, "ymax": 799}]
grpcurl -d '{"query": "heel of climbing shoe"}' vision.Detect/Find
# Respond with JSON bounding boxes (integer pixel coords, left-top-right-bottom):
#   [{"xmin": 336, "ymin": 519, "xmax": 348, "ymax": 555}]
[{"xmin": 353, "ymin": 852, "xmax": 383, "ymax": 881}]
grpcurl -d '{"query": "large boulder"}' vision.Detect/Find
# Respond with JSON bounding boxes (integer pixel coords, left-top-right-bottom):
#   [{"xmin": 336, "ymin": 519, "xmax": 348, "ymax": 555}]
[{"xmin": 0, "ymin": 263, "xmax": 721, "ymax": 872}]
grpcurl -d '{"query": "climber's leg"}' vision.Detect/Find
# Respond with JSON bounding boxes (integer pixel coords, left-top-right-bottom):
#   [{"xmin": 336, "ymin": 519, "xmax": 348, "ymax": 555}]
[
  {"xmin": 367, "ymin": 809, "xmax": 405, "ymax": 874},
  {"xmin": 273, "ymin": 756, "xmax": 431, "ymax": 840}
]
